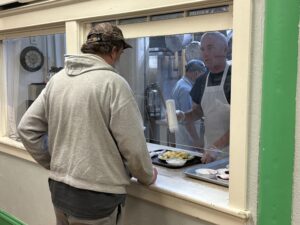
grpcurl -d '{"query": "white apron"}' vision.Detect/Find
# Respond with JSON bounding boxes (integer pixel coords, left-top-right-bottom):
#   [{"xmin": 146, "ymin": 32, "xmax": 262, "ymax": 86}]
[
  {"xmin": 201, "ymin": 63, "xmax": 230, "ymax": 154},
  {"xmin": 174, "ymin": 77, "xmax": 202, "ymax": 150}
]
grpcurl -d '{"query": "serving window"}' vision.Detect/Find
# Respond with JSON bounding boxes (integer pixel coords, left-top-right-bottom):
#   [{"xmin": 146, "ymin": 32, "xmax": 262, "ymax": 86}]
[
  {"xmin": 82, "ymin": 5, "xmax": 233, "ymax": 152},
  {"xmin": 114, "ymin": 30, "xmax": 232, "ymax": 153}
]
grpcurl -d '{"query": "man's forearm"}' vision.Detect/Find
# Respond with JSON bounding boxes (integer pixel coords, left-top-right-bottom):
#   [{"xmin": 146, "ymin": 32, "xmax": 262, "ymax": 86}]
[
  {"xmin": 213, "ymin": 130, "xmax": 230, "ymax": 149},
  {"xmin": 184, "ymin": 104, "xmax": 203, "ymax": 122}
]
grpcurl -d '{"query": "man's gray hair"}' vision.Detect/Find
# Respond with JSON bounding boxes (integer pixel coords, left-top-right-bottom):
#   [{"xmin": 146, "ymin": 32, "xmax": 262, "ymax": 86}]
[{"xmin": 201, "ymin": 32, "xmax": 228, "ymax": 48}]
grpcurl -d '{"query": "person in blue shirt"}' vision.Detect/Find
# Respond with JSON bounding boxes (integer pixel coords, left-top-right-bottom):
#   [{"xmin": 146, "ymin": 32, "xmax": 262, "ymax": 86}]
[{"xmin": 171, "ymin": 59, "xmax": 207, "ymax": 150}]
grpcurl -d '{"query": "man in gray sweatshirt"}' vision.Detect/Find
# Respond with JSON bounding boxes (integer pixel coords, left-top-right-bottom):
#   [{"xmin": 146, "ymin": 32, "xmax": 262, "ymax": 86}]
[{"xmin": 18, "ymin": 22, "xmax": 157, "ymax": 225}]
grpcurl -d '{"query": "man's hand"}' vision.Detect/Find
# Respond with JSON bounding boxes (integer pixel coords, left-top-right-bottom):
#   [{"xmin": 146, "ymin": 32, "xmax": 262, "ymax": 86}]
[
  {"xmin": 201, "ymin": 151, "xmax": 216, "ymax": 164},
  {"xmin": 176, "ymin": 110, "xmax": 185, "ymax": 122},
  {"xmin": 201, "ymin": 148, "xmax": 219, "ymax": 164}
]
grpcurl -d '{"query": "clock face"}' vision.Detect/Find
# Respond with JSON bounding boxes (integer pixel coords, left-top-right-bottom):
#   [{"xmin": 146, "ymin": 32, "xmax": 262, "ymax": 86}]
[{"xmin": 20, "ymin": 46, "xmax": 44, "ymax": 72}]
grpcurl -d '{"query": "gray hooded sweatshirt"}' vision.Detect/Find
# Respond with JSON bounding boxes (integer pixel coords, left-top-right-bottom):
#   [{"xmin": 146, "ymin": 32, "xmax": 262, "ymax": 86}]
[{"xmin": 18, "ymin": 54, "xmax": 154, "ymax": 194}]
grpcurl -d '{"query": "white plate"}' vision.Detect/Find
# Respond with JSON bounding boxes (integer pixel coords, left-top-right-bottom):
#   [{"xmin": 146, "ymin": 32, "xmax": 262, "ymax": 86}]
[
  {"xmin": 166, "ymin": 158, "xmax": 187, "ymax": 166},
  {"xmin": 216, "ymin": 173, "xmax": 229, "ymax": 181},
  {"xmin": 195, "ymin": 168, "xmax": 217, "ymax": 178},
  {"xmin": 217, "ymin": 168, "xmax": 229, "ymax": 175}
]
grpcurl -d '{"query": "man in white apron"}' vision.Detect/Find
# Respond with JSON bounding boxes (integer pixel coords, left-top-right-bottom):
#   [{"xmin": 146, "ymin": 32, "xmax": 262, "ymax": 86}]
[{"xmin": 177, "ymin": 32, "xmax": 230, "ymax": 163}]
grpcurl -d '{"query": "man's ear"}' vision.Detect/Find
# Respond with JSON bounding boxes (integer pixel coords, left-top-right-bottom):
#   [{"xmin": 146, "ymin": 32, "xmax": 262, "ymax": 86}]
[
  {"xmin": 112, "ymin": 46, "xmax": 117, "ymax": 52},
  {"xmin": 111, "ymin": 47, "xmax": 118, "ymax": 58},
  {"xmin": 112, "ymin": 46, "xmax": 122, "ymax": 54}
]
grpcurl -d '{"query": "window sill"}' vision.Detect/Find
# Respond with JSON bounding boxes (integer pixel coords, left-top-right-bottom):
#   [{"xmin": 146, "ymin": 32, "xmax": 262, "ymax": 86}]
[
  {"xmin": 135, "ymin": 143, "xmax": 250, "ymax": 225},
  {"xmin": 0, "ymin": 137, "xmax": 250, "ymax": 225},
  {"xmin": 0, "ymin": 136, "xmax": 35, "ymax": 163}
]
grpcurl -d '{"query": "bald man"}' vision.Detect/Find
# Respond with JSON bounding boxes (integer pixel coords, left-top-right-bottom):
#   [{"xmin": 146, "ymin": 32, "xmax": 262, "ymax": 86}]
[{"xmin": 177, "ymin": 32, "xmax": 231, "ymax": 163}]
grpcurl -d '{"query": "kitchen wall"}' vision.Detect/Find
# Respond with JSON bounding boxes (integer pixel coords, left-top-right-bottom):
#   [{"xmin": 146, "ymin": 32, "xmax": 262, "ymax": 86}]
[
  {"xmin": 116, "ymin": 38, "xmax": 146, "ymax": 114},
  {"xmin": 0, "ymin": 150, "xmax": 55, "ymax": 224}
]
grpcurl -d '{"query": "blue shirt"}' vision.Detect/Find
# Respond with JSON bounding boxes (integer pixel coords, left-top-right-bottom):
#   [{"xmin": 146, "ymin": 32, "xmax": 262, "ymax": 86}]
[{"xmin": 171, "ymin": 76, "xmax": 194, "ymax": 112}]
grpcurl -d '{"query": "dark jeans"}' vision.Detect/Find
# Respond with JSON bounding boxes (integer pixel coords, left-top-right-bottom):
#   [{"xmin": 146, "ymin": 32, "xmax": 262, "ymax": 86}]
[{"xmin": 54, "ymin": 204, "xmax": 124, "ymax": 225}]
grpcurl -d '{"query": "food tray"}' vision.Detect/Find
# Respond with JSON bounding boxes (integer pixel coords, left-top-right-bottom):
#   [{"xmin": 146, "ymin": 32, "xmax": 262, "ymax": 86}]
[
  {"xmin": 184, "ymin": 158, "xmax": 229, "ymax": 187},
  {"xmin": 151, "ymin": 154, "xmax": 202, "ymax": 169}
]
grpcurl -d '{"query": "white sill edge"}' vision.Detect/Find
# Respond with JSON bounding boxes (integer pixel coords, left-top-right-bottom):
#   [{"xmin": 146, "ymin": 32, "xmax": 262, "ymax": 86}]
[
  {"xmin": 0, "ymin": 136, "xmax": 26, "ymax": 150},
  {"xmin": 130, "ymin": 178, "xmax": 250, "ymax": 220}
]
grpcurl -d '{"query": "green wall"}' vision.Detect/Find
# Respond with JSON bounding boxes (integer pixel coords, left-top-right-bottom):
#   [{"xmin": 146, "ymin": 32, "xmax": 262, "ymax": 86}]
[{"xmin": 258, "ymin": 0, "xmax": 299, "ymax": 225}]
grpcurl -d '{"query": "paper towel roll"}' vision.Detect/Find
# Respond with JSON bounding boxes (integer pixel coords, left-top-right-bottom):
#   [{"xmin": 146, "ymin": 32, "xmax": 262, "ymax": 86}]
[{"xmin": 166, "ymin": 99, "xmax": 179, "ymax": 133}]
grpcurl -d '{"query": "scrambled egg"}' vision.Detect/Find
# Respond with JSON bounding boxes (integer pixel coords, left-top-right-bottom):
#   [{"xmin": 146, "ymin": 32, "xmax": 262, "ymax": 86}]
[{"xmin": 159, "ymin": 150, "xmax": 191, "ymax": 160}]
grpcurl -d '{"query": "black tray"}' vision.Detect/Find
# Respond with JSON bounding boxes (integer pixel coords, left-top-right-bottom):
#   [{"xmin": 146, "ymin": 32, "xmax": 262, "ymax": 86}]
[{"xmin": 152, "ymin": 155, "xmax": 202, "ymax": 169}]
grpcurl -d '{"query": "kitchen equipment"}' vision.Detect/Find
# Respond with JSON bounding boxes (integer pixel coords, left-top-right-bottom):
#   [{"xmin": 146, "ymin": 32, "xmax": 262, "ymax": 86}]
[
  {"xmin": 165, "ymin": 99, "xmax": 178, "ymax": 132},
  {"xmin": 26, "ymin": 82, "xmax": 46, "ymax": 109},
  {"xmin": 145, "ymin": 83, "xmax": 162, "ymax": 119},
  {"xmin": 28, "ymin": 83, "xmax": 46, "ymax": 101}
]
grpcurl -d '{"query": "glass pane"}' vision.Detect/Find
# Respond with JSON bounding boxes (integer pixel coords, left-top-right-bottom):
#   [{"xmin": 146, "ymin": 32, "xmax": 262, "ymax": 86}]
[
  {"xmin": 4, "ymin": 33, "xmax": 66, "ymax": 141},
  {"xmin": 116, "ymin": 29, "xmax": 232, "ymax": 156}
]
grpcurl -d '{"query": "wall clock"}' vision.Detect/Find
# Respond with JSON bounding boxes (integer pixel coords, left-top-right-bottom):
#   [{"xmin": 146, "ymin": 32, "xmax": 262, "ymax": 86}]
[{"xmin": 20, "ymin": 46, "xmax": 44, "ymax": 72}]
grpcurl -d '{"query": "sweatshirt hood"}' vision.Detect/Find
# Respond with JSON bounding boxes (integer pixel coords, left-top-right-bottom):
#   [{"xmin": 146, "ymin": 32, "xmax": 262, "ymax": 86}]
[{"xmin": 64, "ymin": 54, "xmax": 116, "ymax": 76}]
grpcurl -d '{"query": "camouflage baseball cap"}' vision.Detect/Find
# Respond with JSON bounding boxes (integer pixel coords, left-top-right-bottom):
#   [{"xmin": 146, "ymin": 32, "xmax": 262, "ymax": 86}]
[{"xmin": 86, "ymin": 23, "xmax": 132, "ymax": 49}]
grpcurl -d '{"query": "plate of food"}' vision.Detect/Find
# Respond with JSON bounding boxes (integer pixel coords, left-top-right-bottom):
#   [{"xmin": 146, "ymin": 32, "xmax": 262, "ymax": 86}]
[
  {"xmin": 195, "ymin": 168, "xmax": 217, "ymax": 179},
  {"xmin": 151, "ymin": 149, "xmax": 201, "ymax": 168},
  {"xmin": 158, "ymin": 150, "xmax": 194, "ymax": 161}
]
